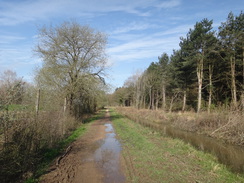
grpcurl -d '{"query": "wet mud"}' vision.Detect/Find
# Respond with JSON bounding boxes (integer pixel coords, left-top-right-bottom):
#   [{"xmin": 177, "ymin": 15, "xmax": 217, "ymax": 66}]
[
  {"xmin": 40, "ymin": 110, "xmax": 125, "ymax": 183},
  {"xmin": 94, "ymin": 123, "xmax": 125, "ymax": 183}
]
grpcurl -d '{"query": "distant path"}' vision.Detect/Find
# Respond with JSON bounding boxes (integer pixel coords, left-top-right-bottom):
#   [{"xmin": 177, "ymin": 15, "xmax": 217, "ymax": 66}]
[{"xmin": 40, "ymin": 109, "xmax": 125, "ymax": 183}]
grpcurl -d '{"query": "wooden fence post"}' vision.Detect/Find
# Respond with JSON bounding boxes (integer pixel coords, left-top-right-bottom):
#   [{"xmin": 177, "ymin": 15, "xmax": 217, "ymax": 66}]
[
  {"xmin": 36, "ymin": 89, "xmax": 40, "ymax": 116},
  {"xmin": 64, "ymin": 97, "xmax": 67, "ymax": 113}
]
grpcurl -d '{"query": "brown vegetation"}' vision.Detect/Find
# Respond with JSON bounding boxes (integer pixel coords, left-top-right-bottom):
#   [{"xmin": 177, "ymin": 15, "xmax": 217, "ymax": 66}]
[
  {"xmin": 0, "ymin": 109, "xmax": 81, "ymax": 182},
  {"xmin": 117, "ymin": 107, "xmax": 244, "ymax": 146}
]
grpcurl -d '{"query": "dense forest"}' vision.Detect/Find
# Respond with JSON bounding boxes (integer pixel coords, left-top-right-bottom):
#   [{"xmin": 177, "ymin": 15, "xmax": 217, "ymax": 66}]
[{"xmin": 111, "ymin": 12, "xmax": 244, "ymax": 113}]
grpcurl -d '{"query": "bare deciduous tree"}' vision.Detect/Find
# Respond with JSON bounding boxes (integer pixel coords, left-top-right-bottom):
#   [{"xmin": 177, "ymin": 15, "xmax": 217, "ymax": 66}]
[
  {"xmin": 34, "ymin": 21, "xmax": 108, "ymax": 114},
  {"xmin": 0, "ymin": 70, "xmax": 25, "ymax": 107}
]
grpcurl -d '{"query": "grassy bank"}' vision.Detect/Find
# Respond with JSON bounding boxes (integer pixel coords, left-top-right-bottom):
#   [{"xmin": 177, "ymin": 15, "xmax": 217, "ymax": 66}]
[
  {"xmin": 111, "ymin": 109, "xmax": 244, "ymax": 183},
  {"xmin": 116, "ymin": 107, "xmax": 244, "ymax": 146}
]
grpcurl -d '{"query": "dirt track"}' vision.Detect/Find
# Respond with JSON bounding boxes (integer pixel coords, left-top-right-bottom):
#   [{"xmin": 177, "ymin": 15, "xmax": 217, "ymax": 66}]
[{"xmin": 40, "ymin": 110, "xmax": 125, "ymax": 183}]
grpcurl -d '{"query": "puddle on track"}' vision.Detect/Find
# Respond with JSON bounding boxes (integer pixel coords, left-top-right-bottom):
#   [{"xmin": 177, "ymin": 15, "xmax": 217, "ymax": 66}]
[{"xmin": 94, "ymin": 123, "xmax": 125, "ymax": 183}]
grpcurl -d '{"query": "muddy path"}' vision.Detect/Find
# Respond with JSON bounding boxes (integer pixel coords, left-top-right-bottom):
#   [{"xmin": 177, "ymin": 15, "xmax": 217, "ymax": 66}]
[{"xmin": 40, "ymin": 109, "xmax": 125, "ymax": 183}]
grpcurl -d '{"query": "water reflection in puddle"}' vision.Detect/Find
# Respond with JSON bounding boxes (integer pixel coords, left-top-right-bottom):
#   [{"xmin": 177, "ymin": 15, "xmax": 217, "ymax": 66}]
[{"xmin": 94, "ymin": 123, "xmax": 125, "ymax": 183}]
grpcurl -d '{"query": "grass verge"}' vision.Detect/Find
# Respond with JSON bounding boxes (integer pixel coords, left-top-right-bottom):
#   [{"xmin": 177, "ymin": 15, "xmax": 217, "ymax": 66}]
[
  {"xmin": 117, "ymin": 107, "xmax": 244, "ymax": 146},
  {"xmin": 111, "ymin": 109, "xmax": 244, "ymax": 183},
  {"xmin": 25, "ymin": 110, "xmax": 105, "ymax": 183}
]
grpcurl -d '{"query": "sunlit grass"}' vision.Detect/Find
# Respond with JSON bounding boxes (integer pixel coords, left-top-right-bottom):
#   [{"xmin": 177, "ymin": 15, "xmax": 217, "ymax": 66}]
[{"xmin": 111, "ymin": 109, "xmax": 244, "ymax": 183}]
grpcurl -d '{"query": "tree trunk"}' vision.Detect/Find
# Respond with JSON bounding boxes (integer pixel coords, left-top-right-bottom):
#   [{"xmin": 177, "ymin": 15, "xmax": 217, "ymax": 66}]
[
  {"xmin": 208, "ymin": 64, "xmax": 213, "ymax": 113},
  {"xmin": 69, "ymin": 93, "xmax": 74, "ymax": 115},
  {"xmin": 64, "ymin": 97, "xmax": 67, "ymax": 113},
  {"xmin": 169, "ymin": 92, "xmax": 179, "ymax": 113},
  {"xmin": 143, "ymin": 94, "xmax": 146, "ymax": 109},
  {"xmin": 169, "ymin": 96, "xmax": 174, "ymax": 113},
  {"xmin": 62, "ymin": 97, "xmax": 67, "ymax": 135},
  {"xmin": 35, "ymin": 89, "xmax": 40, "ymax": 116},
  {"xmin": 155, "ymin": 90, "xmax": 159, "ymax": 110},
  {"xmin": 230, "ymin": 55, "xmax": 237, "ymax": 108},
  {"xmin": 162, "ymin": 85, "xmax": 166, "ymax": 111},
  {"xmin": 148, "ymin": 87, "xmax": 152, "ymax": 110},
  {"xmin": 242, "ymin": 47, "xmax": 244, "ymax": 111},
  {"xmin": 197, "ymin": 78, "xmax": 202, "ymax": 113},
  {"xmin": 136, "ymin": 82, "xmax": 140, "ymax": 109},
  {"xmin": 197, "ymin": 57, "xmax": 204, "ymax": 113},
  {"xmin": 182, "ymin": 90, "xmax": 186, "ymax": 112},
  {"xmin": 152, "ymin": 89, "xmax": 155, "ymax": 110}
]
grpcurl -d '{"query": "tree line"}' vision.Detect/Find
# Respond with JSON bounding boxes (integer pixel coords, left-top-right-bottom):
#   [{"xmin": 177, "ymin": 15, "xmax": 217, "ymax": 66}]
[
  {"xmin": 0, "ymin": 21, "xmax": 108, "ymax": 115},
  {"xmin": 111, "ymin": 11, "xmax": 244, "ymax": 113}
]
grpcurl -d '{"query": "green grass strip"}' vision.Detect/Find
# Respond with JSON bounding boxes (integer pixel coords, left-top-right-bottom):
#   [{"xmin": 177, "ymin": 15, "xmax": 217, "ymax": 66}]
[{"xmin": 111, "ymin": 109, "xmax": 244, "ymax": 183}]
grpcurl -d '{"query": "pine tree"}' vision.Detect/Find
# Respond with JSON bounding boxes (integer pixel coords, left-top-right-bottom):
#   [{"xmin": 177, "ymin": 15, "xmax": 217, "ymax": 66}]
[{"xmin": 180, "ymin": 19, "xmax": 216, "ymax": 112}]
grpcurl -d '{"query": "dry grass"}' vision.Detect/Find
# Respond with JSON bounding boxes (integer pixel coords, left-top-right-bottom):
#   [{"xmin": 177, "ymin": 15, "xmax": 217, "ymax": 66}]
[
  {"xmin": 117, "ymin": 107, "xmax": 244, "ymax": 146},
  {"xmin": 0, "ymin": 110, "xmax": 82, "ymax": 183}
]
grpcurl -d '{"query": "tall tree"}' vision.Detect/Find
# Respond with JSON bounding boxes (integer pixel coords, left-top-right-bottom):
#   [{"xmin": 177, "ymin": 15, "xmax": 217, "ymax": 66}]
[
  {"xmin": 123, "ymin": 72, "xmax": 142, "ymax": 108},
  {"xmin": 170, "ymin": 49, "xmax": 194, "ymax": 111},
  {"xmin": 180, "ymin": 18, "xmax": 216, "ymax": 113},
  {"xmin": 145, "ymin": 62, "xmax": 160, "ymax": 110},
  {"xmin": 202, "ymin": 31, "xmax": 218, "ymax": 113},
  {"xmin": 218, "ymin": 12, "xmax": 244, "ymax": 108},
  {"xmin": 34, "ymin": 21, "xmax": 107, "ymax": 115},
  {"xmin": 234, "ymin": 12, "xmax": 244, "ymax": 109},
  {"xmin": 158, "ymin": 53, "xmax": 169, "ymax": 110}
]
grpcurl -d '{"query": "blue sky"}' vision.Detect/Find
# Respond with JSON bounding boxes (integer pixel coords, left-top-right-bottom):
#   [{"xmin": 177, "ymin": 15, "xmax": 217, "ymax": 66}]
[{"xmin": 0, "ymin": 0, "xmax": 243, "ymax": 91}]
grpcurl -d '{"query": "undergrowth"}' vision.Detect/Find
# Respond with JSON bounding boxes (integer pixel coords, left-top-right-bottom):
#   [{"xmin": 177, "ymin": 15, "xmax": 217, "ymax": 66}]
[
  {"xmin": 24, "ymin": 110, "xmax": 105, "ymax": 183},
  {"xmin": 117, "ymin": 107, "xmax": 244, "ymax": 146},
  {"xmin": 24, "ymin": 125, "xmax": 89, "ymax": 183}
]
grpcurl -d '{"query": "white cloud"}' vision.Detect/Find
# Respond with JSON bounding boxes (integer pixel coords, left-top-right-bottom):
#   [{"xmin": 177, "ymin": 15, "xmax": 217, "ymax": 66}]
[
  {"xmin": 0, "ymin": 42, "xmax": 40, "ymax": 82},
  {"xmin": 111, "ymin": 22, "xmax": 160, "ymax": 34},
  {"xmin": 0, "ymin": 35, "xmax": 26, "ymax": 44},
  {"xmin": 108, "ymin": 23, "xmax": 190, "ymax": 56},
  {"xmin": 156, "ymin": 0, "xmax": 181, "ymax": 8},
  {"xmin": 0, "ymin": 0, "xmax": 68, "ymax": 25},
  {"xmin": 0, "ymin": 0, "xmax": 181, "ymax": 25},
  {"xmin": 154, "ymin": 24, "xmax": 192, "ymax": 37},
  {"xmin": 108, "ymin": 28, "xmax": 183, "ymax": 64}
]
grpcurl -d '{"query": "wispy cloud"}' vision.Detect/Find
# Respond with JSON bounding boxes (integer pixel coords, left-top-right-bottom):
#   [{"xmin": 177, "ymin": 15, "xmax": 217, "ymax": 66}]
[
  {"xmin": 0, "ymin": 42, "xmax": 39, "ymax": 81},
  {"xmin": 0, "ymin": 0, "xmax": 181, "ymax": 25},
  {"xmin": 156, "ymin": 0, "xmax": 181, "ymax": 8},
  {"xmin": 111, "ymin": 22, "xmax": 160, "ymax": 34},
  {"xmin": 108, "ymin": 41, "xmax": 173, "ymax": 64},
  {"xmin": 0, "ymin": 0, "xmax": 68, "ymax": 25},
  {"xmin": 0, "ymin": 35, "xmax": 26, "ymax": 44},
  {"xmin": 108, "ymin": 27, "xmax": 185, "ymax": 64},
  {"xmin": 154, "ymin": 24, "xmax": 192, "ymax": 37}
]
